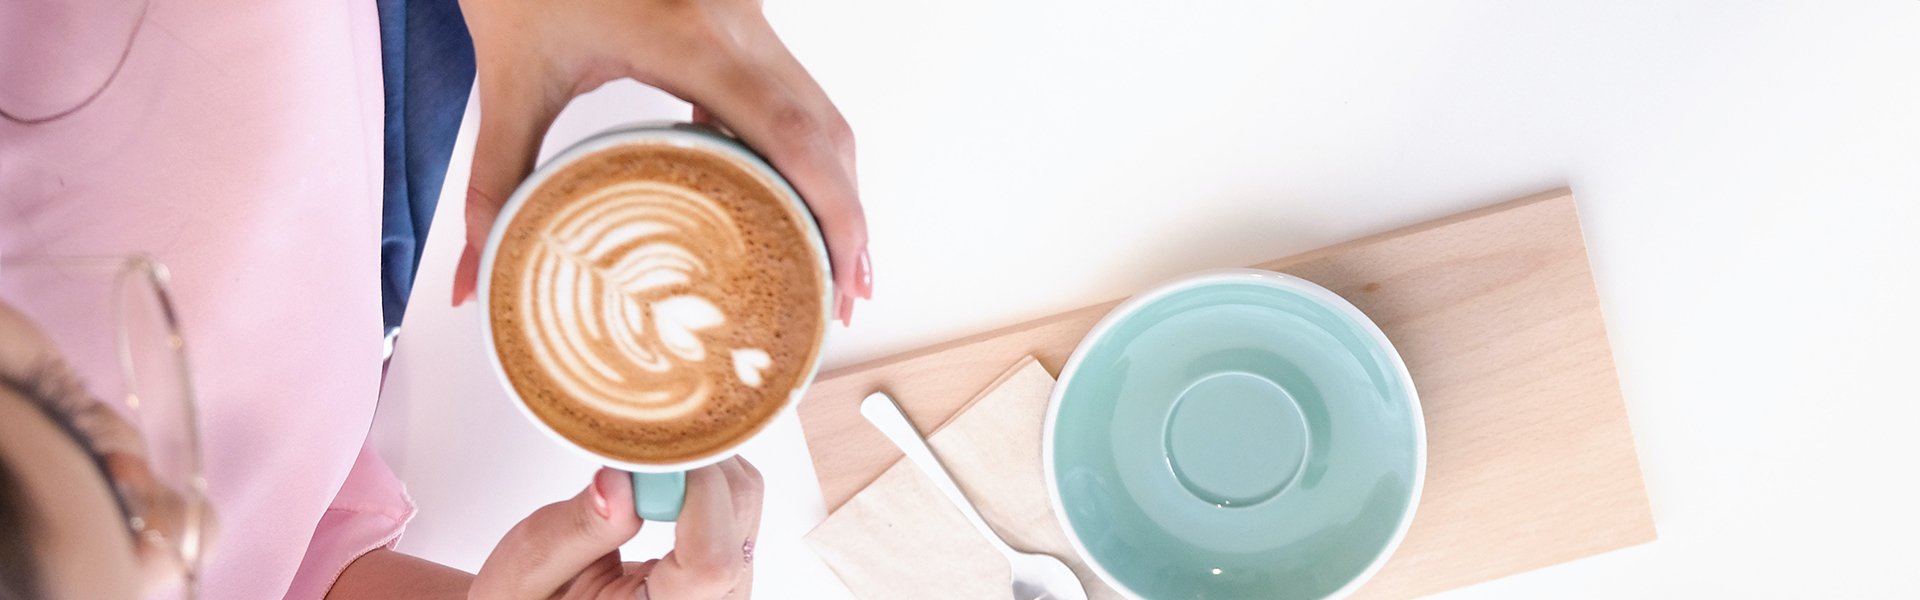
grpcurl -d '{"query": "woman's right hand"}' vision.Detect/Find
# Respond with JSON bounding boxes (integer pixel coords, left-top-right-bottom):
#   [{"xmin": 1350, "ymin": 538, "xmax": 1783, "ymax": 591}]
[{"xmin": 469, "ymin": 457, "xmax": 764, "ymax": 600}]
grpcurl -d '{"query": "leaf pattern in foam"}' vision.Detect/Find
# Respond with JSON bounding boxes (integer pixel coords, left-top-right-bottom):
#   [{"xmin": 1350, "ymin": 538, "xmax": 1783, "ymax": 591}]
[{"xmin": 520, "ymin": 180, "xmax": 764, "ymax": 421}]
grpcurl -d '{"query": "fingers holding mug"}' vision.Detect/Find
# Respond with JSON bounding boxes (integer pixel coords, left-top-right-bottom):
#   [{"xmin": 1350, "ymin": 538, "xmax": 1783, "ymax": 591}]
[
  {"xmin": 668, "ymin": 56, "xmax": 870, "ymax": 325},
  {"xmin": 474, "ymin": 124, "xmax": 825, "ymax": 600},
  {"xmin": 715, "ymin": 457, "xmax": 762, "ymax": 599},
  {"xmin": 649, "ymin": 463, "xmax": 748, "ymax": 600},
  {"xmin": 715, "ymin": 457, "xmax": 764, "ymax": 539}
]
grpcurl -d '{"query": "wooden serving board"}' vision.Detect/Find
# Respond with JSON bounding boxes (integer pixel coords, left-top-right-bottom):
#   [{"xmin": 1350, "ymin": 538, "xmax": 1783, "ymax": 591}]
[{"xmin": 798, "ymin": 188, "xmax": 1656, "ymax": 599}]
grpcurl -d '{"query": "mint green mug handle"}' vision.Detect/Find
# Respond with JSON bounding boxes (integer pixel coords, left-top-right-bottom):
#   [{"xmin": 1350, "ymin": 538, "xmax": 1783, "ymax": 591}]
[{"xmin": 631, "ymin": 471, "xmax": 686, "ymax": 522}]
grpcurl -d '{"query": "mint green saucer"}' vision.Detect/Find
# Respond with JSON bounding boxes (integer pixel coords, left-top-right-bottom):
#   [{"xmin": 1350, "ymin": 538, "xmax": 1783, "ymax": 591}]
[{"xmin": 1045, "ymin": 269, "xmax": 1424, "ymax": 600}]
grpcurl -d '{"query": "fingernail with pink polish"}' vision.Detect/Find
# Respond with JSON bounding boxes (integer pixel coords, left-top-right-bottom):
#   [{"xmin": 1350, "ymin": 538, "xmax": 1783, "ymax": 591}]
[
  {"xmin": 590, "ymin": 469, "xmax": 615, "ymax": 520},
  {"xmin": 856, "ymin": 248, "xmax": 873, "ymax": 299}
]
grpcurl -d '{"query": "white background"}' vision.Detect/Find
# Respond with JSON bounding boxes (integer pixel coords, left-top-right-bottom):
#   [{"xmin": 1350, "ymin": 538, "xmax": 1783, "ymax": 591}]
[{"xmin": 375, "ymin": 1, "xmax": 1920, "ymax": 597}]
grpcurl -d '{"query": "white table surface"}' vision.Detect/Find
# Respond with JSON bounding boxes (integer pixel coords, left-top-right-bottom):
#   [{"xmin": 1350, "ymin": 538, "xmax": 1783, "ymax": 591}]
[{"xmin": 374, "ymin": 2, "xmax": 1920, "ymax": 597}]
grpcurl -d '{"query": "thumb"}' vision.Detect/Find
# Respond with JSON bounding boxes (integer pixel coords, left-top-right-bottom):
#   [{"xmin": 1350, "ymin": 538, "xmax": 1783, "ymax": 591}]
[
  {"xmin": 454, "ymin": 70, "xmax": 563, "ymax": 306},
  {"xmin": 470, "ymin": 468, "xmax": 643, "ymax": 600}
]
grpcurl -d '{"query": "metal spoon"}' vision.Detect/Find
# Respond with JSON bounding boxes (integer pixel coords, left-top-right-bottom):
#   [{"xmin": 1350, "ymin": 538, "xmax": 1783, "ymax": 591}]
[{"xmin": 861, "ymin": 392, "xmax": 1090, "ymax": 600}]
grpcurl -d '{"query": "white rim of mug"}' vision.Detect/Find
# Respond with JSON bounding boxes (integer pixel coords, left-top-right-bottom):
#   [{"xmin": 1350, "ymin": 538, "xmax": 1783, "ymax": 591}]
[
  {"xmin": 1041, "ymin": 268, "xmax": 1427, "ymax": 600},
  {"xmin": 478, "ymin": 122, "xmax": 835, "ymax": 474}
]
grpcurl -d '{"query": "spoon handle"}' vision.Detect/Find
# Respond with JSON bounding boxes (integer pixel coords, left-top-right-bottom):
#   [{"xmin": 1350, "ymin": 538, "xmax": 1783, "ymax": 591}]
[{"xmin": 861, "ymin": 392, "xmax": 1017, "ymax": 557}]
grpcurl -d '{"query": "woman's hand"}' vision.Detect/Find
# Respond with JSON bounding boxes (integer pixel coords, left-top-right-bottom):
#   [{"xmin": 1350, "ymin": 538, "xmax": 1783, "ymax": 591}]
[
  {"xmin": 469, "ymin": 458, "xmax": 765, "ymax": 600},
  {"xmin": 452, "ymin": 0, "xmax": 871, "ymax": 325}
]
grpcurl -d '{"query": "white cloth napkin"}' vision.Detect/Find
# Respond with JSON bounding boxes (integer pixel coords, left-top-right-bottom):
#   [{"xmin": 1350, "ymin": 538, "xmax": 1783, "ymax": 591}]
[{"xmin": 804, "ymin": 356, "xmax": 1125, "ymax": 600}]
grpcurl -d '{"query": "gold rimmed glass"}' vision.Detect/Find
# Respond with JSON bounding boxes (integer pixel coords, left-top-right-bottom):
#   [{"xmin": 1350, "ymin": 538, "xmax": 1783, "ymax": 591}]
[{"xmin": 0, "ymin": 254, "xmax": 205, "ymax": 600}]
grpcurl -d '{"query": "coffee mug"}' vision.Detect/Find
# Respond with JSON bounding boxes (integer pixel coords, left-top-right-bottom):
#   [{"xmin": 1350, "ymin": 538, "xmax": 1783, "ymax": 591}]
[{"xmin": 478, "ymin": 122, "xmax": 833, "ymax": 521}]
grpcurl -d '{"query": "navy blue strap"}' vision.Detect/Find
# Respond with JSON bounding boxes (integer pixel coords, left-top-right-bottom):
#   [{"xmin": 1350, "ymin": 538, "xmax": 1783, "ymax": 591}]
[{"xmin": 377, "ymin": 0, "xmax": 475, "ymax": 335}]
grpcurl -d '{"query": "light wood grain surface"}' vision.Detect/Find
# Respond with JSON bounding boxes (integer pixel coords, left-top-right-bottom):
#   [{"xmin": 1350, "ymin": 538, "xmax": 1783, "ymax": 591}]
[{"xmin": 796, "ymin": 188, "xmax": 1656, "ymax": 599}]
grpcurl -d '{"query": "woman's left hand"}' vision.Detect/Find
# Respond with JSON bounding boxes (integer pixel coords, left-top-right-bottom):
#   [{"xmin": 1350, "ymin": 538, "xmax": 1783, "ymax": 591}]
[{"xmin": 468, "ymin": 457, "xmax": 764, "ymax": 600}]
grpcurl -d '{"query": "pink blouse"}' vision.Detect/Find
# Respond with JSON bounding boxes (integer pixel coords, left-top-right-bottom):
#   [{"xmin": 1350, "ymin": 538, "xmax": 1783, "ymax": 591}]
[{"xmin": 0, "ymin": 1, "xmax": 409, "ymax": 599}]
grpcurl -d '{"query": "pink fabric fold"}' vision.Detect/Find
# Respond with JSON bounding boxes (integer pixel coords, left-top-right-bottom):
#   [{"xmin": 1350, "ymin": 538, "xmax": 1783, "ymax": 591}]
[{"xmin": 285, "ymin": 439, "xmax": 418, "ymax": 600}]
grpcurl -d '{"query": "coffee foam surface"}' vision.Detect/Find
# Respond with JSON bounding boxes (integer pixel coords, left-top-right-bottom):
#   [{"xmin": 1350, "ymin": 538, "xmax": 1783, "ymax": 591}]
[{"xmin": 491, "ymin": 143, "xmax": 824, "ymax": 465}]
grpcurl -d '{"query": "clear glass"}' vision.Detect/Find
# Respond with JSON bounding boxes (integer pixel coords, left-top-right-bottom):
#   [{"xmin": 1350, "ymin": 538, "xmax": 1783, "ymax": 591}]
[{"xmin": 0, "ymin": 255, "xmax": 205, "ymax": 600}]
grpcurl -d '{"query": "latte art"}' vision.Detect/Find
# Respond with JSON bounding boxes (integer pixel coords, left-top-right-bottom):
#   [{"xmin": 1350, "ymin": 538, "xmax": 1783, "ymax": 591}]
[
  {"xmin": 489, "ymin": 141, "xmax": 825, "ymax": 466},
  {"xmin": 522, "ymin": 180, "xmax": 767, "ymax": 421}
]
